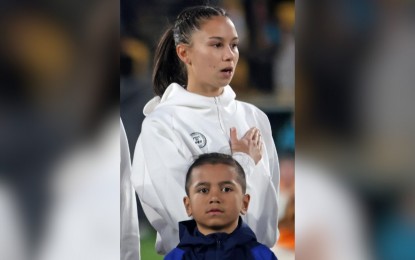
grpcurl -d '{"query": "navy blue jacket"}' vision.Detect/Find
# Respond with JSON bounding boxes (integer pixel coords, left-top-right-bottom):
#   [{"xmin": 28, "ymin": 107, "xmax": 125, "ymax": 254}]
[{"xmin": 164, "ymin": 217, "xmax": 277, "ymax": 260}]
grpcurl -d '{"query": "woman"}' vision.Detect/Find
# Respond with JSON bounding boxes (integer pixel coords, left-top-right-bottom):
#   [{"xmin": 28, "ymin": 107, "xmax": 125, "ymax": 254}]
[{"xmin": 132, "ymin": 5, "xmax": 279, "ymax": 255}]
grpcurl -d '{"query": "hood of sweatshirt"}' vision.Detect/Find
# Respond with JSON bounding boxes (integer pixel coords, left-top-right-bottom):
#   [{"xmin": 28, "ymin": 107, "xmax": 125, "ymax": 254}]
[{"xmin": 143, "ymin": 83, "xmax": 237, "ymax": 116}]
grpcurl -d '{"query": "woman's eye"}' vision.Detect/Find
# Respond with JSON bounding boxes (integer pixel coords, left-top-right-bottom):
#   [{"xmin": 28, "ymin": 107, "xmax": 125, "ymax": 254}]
[
  {"xmin": 213, "ymin": 43, "xmax": 222, "ymax": 48},
  {"xmin": 231, "ymin": 43, "xmax": 238, "ymax": 49}
]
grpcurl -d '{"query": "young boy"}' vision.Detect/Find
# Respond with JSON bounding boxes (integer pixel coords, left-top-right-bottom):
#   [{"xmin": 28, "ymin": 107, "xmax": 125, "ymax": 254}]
[{"xmin": 165, "ymin": 153, "xmax": 277, "ymax": 259}]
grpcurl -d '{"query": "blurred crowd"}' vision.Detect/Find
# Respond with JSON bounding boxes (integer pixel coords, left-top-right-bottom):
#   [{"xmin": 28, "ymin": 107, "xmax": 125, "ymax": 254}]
[
  {"xmin": 297, "ymin": 0, "xmax": 415, "ymax": 259},
  {"xmin": 1, "ymin": 1, "xmax": 119, "ymax": 259}
]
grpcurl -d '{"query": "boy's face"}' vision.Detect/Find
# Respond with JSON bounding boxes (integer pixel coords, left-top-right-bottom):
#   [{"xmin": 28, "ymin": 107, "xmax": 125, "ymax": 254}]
[{"xmin": 184, "ymin": 163, "xmax": 250, "ymax": 235}]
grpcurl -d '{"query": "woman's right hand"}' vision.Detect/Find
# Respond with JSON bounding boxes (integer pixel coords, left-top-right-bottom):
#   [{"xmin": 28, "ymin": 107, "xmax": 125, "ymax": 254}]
[{"xmin": 230, "ymin": 127, "xmax": 263, "ymax": 164}]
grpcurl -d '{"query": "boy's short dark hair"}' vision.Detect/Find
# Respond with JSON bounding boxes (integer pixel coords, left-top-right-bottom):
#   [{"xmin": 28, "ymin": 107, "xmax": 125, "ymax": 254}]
[{"xmin": 185, "ymin": 153, "xmax": 246, "ymax": 195}]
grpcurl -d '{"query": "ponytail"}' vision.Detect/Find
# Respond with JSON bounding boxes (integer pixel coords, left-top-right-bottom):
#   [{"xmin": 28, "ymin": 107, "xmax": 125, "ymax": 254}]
[{"xmin": 152, "ymin": 27, "xmax": 187, "ymax": 97}]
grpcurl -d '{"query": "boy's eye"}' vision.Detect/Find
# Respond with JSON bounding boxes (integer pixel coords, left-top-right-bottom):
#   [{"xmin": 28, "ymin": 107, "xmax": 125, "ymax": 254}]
[
  {"xmin": 198, "ymin": 188, "xmax": 209, "ymax": 193},
  {"xmin": 222, "ymin": 187, "xmax": 233, "ymax": 192}
]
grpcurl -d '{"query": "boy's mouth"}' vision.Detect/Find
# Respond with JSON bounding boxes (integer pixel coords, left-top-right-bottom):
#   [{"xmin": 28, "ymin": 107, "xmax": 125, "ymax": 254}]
[{"xmin": 207, "ymin": 208, "xmax": 224, "ymax": 213}]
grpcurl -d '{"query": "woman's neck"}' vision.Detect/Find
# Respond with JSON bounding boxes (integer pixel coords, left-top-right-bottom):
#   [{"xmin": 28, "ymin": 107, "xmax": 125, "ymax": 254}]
[{"xmin": 186, "ymin": 84, "xmax": 224, "ymax": 97}]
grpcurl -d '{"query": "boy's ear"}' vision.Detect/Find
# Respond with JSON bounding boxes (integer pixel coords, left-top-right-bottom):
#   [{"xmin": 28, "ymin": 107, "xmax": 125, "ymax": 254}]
[
  {"xmin": 176, "ymin": 44, "xmax": 191, "ymax": 65},
  {"xmin": 183, "ymin": 196, "xmax": 192, "ymax": 217},
  {"xmin": 240, "ymin": 194, "xmax": 250, "ymax": 215}
]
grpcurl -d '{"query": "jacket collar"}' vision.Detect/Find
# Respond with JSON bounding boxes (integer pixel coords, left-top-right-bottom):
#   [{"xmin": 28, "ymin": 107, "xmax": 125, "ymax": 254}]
[
  {"xmin": 143, "ymin": 83, "xmax": 236, "ymax": 116},
  {"xmin": 177, "ymin": 217, "xmax": 257, "ymax": 249}
]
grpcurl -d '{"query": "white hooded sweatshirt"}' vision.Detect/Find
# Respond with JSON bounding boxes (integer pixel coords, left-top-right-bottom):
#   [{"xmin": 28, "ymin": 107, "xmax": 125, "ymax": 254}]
[{"xmin": 132, "ymin": 83, "xmax": 279, "ymax": 254}]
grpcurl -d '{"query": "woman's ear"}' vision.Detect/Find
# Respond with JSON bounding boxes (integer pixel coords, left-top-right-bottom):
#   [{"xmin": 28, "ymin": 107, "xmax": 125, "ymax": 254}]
[
  {"xmin": 183, "ymin": 196, "xmax": 192, "ymax": 217},
  {"xmin": 240, "ymin": 194, "xmax": 250, "ymax": 215},
  {"xmin": 176, "ymin": 44, "xmax": 191, "ymax": 65}
]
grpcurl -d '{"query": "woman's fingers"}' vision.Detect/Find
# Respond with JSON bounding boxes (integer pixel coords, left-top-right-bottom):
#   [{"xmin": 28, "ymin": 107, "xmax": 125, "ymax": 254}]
[
  {"xmin": 231, "ymin": 127, "xmax": 263, "ymax": 164},
  {"xmin": 242, "ymin": 127, "xmax": 256, "ymax": 139},
  {"xmin": 231, "ymin": 127, "xmax": 262, "ymax": 147},
  {"xmin": 230, "ymin": 127, "xmax": 238, "ymax": 144},
  {"xmin": 254, "ymin": 129, "xmax": 260, "ymax": 141},
  {"xmin": 257, "ymin": 133, "xmax": 262, "ymax": 146}
]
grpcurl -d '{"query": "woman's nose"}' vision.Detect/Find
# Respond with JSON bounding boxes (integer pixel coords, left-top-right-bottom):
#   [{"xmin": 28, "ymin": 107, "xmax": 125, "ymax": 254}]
[{"xmin": 222, "ymin": 46, "xmax": 235, "ymax": 61}]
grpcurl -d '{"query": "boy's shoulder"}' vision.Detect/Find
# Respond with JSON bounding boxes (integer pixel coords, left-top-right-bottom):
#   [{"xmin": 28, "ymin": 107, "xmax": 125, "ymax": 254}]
[
  {"xmin": 164, "ymin": 247, "xmax": 185, "ymax": 260},
  {"xmin": 250, "ymin": 243, "xmax": 278, "ymax": 260},
  {"xmin": 234, "ymin": 220, "xmax": 278, "ymax": 259}
]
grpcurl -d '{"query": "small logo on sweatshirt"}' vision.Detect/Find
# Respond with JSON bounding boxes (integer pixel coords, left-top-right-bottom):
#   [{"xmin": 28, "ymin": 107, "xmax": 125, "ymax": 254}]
[{"xmin": 191, "ymin": 132, "xmax": 207, "ymax": 148}]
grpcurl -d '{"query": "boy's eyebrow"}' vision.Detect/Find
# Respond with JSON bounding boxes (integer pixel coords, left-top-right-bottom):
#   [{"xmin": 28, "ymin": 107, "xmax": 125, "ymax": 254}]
[
  {"xmin": 193, "ymin": 181, "xmax": 237, "ymax": 188},
  {"xmin": 219, "ymin": 181, "xmax": 237, "ymax": 186},
  {"xmin": 208, "ymin": 36, "xmax": 239, "ymax": 41},
  {"xmin": 193, "ymin": 182, "xmax": 210, "ymax": 188}
]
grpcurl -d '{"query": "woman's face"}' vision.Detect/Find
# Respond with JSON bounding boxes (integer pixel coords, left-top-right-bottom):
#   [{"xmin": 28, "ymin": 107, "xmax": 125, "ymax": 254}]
[{"xmin": 180, "ymin": 16, "xmax": 239, "ymax": 96}]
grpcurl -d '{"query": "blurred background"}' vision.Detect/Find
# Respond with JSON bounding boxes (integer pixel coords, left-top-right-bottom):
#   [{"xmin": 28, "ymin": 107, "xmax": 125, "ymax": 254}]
[
  {"xmin": 0, "ymin": 0, "xmax": 119, "ymax": 259},
  {"xmin": 120, "ymin": 0, "xmax": 295, "ymax": 259},
  {"xmin": 296, "ymin": 0, "xmax": 415, "ymax": 259}
]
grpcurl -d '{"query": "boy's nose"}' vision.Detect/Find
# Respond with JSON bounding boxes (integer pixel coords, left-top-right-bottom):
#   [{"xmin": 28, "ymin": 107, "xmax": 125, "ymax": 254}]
[
  {"xmin": 209, "ymin": 188, "xmax": 221, "ymax": 203},
  {"xmin": 209, "ymin": 196, "xmax": 220, "ymax": 204}
]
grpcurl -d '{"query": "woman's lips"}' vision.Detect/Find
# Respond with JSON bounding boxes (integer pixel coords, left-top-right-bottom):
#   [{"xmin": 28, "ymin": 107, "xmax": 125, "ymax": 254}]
[{"xmin": 220, "ymin": 68, "xmax": 233, "ymax": 78}]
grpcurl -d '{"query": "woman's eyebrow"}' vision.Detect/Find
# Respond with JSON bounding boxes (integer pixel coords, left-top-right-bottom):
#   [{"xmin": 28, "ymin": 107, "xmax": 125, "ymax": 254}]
[{"xmin": 208, "ymin": 36, "xmax": 239, "ymax": 41}]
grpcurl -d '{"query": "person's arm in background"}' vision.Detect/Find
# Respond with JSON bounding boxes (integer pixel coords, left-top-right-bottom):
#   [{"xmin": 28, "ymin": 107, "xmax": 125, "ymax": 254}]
[{"xmin": 120, "ymin": 120, "xmax": 140, "ymax": 260}]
